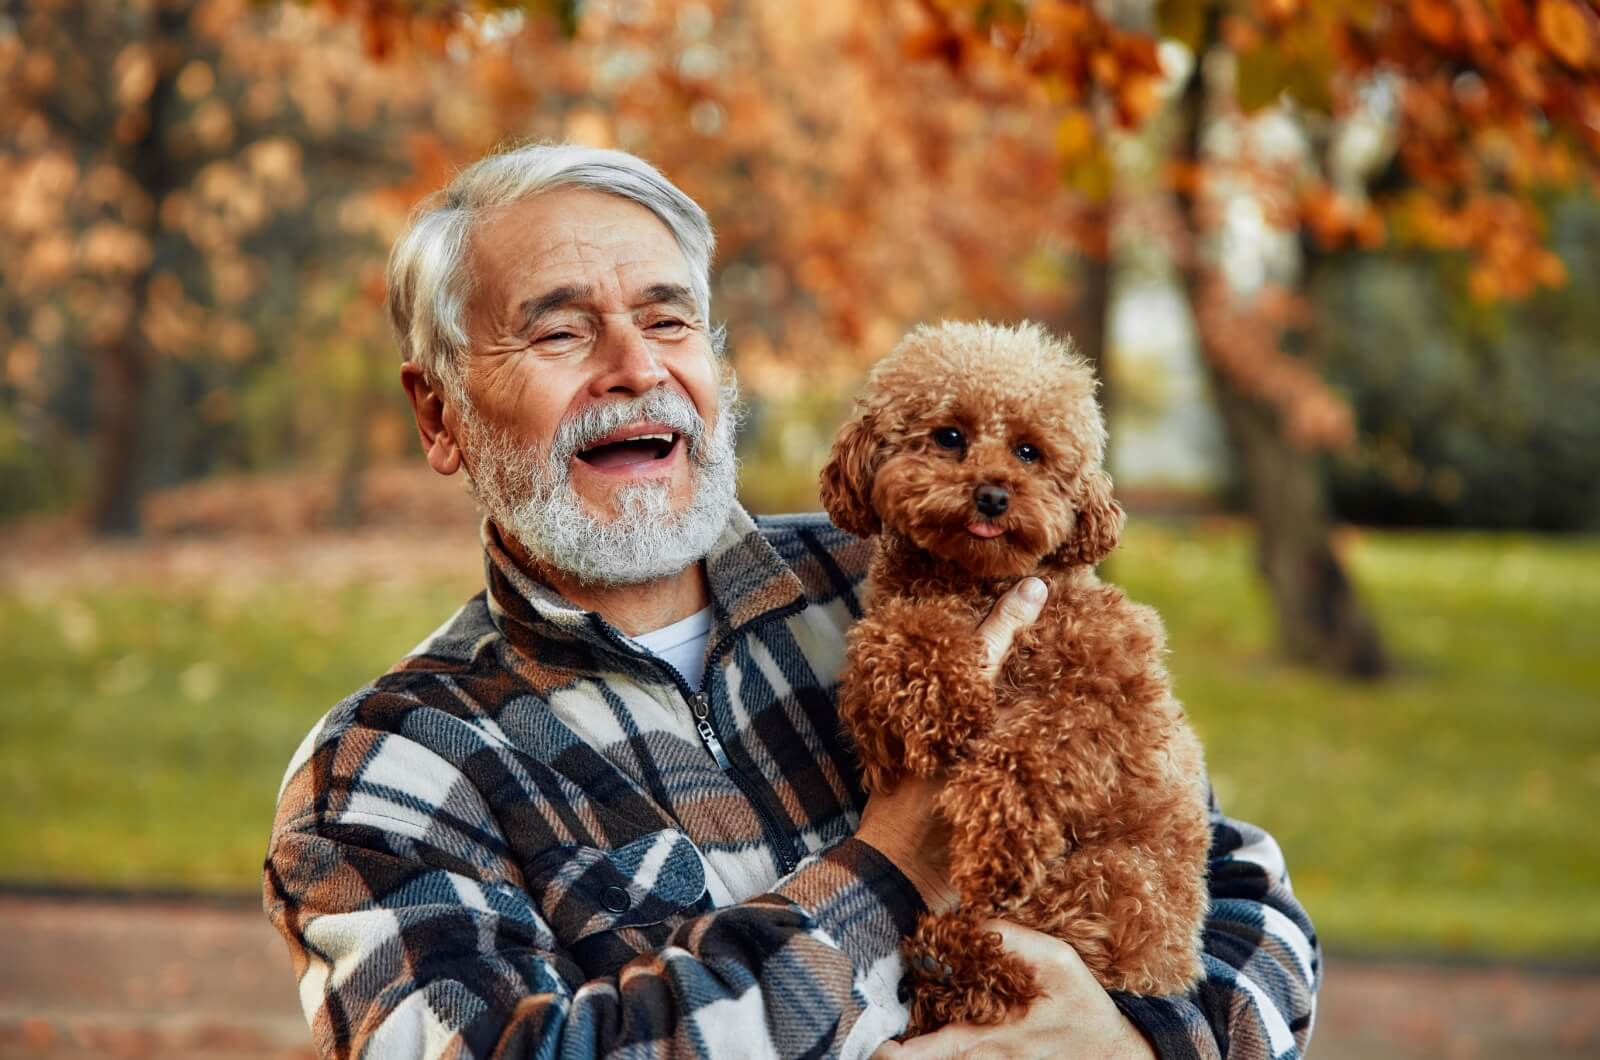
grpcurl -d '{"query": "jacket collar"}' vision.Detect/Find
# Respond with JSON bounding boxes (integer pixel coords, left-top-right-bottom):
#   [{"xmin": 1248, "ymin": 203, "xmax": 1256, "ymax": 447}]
[{"xmin": 481, "ymin": 503, "xmax": 809, "ymax": 667}]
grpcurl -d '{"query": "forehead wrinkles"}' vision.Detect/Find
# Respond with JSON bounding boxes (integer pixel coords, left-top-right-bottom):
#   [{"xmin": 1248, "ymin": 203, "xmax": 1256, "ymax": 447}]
[
  {"xmin": 533, "ymin": 221, "xmax": 681, "ymax": 275},
  {"xmin": 471, "ymin": 199, "xmax": 691, "ymax": 319}
]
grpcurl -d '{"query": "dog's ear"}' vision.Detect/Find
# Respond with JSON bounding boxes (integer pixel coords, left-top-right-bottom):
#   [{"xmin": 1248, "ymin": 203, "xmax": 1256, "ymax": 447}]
[
  {"xmin": 1055, "ymin": 468, "xmax": 1124, "ymax": 567},
  {"xmin": 819, "ymin": 412, "xmax": 883, "ymax": 538}
]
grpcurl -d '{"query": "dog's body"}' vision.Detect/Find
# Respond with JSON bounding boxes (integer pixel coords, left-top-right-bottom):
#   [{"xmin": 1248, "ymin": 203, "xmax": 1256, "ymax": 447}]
[{"xmin": 820, "ymin": 321, "xmax": 1210, "ymax": 1032}]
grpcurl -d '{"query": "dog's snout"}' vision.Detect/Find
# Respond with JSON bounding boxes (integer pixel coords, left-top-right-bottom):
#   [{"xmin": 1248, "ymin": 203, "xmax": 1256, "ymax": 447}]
[{"xmin": 973, "ymin": 484, "xmax": 1009, "ymax": 517}]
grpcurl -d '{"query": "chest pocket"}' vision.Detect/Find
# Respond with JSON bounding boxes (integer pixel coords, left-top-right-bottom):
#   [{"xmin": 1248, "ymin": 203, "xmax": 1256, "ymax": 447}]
[{"xmin": 525, "ymin": 829, "xmax": 713, "ymax": 978}]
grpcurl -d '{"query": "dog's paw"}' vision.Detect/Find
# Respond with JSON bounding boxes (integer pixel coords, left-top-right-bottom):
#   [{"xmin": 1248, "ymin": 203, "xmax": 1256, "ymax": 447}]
[{"xmin": 904, "ymin": 912, "xmax": 1042, "ymax": 1034}]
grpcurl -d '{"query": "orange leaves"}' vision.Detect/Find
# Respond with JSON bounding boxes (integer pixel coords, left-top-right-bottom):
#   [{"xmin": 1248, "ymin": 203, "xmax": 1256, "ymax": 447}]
[
  {"xmin": 1054, "ymin": 109, "xmax": 1095, "ymax": 161},
  {"xmin": 1408, "ymin": 0, "xmax": 1460, "ymax": 48},
  {"xmin": 901, "ymin": 22, "xmax": 966, "ymax": 67},
  {"xmin": 176, "ymin": 60, "xmax": 217, "ymax": 101},
  {"xmin": 1227, "ymin": 0, "xmax": 1343, "ymax": 114},
  {"xmin": 1537, "ymin": 0, "xmax": 1595, "ymax": 69},
  {"xmin": 914, "ymin": 0, "xmax": 1167, "ymax": 128},
  {"xmin": 1256, "ymin": 0, "xmax": 1303, "ymax": 26},
  {"xmin": 15, "ymin": 234, "xmax": 75, "ymax": 295},
  {"xmin": 1455, "ymin": 0, "xmax": 1496, "ymax": 50},
  {"xmin": 12, "ymin": 47, "xmax": 56, "ymax": 95},
  {"xmin": 1300, "ymin": 184, "xmax": 1385, "ymax": 250},
  {"xmin": 1191, "ymin": 274, "xmax": 1355, "ymax": 450},
  {"xmin": 113, "ymin": 43, "xmax": 158, "ymax": 108},
  {"xmin": 1393, "ymin": 191, "xmax": 1567, "ymax": 301},
  {"xmin": 79, "ymin": 223, "xmax": 153, "ymax": 276},
  {"xmin": 1158, "ymin": 0, "xmax": 1207, "ymax": 49},
  {"xmin": 305, "ymin": 0, "xmax": 468, "ymax": 61},
  {"xmin": 370, "ymin": 131, "xmax": 464, "ymax": 219},
  {"xmin": 7, "ymin": 152, "xmax": 78, "ymax": 236},
  {"xmin": 335, "ymin": 0, "xmax": 1095, "ymax": 383},
  {"xmin": 1056, "ymin": 109, "xmax": 1114, "ymax": 201}
]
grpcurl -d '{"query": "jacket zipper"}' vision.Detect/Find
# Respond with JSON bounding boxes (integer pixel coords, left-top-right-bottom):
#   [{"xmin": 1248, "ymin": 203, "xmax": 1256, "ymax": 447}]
[{"xmin": 587, "ymin": 609, "xmax": 806, "ymax": 875}]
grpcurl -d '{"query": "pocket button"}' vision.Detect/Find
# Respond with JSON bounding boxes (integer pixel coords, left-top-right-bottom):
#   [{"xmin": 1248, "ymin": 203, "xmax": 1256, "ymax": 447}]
[{"xmin": 600, "ymin": 885, "xmax": 632, "ymax": 913}]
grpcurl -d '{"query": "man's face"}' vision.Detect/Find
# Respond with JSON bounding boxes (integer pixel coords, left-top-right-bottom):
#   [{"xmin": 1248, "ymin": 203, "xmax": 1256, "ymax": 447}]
[{"xmin": 448, "ymin": 188, "xmax": 737, "ymax": 585}]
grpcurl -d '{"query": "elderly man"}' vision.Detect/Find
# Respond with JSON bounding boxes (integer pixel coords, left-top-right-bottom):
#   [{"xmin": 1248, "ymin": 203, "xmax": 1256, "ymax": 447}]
[{"xmin": 264, "ymin": 143, "xmax": 1319, "ymax": 1059}]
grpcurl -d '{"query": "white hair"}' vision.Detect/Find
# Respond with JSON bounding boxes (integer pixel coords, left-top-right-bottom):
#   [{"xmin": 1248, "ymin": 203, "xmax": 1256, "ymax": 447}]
[{"xmin": 386, "ymin": 143, "xmax": 722, "ymax": 405}]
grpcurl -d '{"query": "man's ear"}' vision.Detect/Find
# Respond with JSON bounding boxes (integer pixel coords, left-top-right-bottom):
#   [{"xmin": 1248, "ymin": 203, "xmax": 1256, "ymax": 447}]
[
  {"xmin": 1054, "ymin": 468, "xmax": 1124, "ymax": 567},
  {"xmin": 400, "ymin": 361, "xmax": 462, "ymax": 477},
  {"xmin": 818, "ymin": 412, "xmax": 882, "ymax": 538}
]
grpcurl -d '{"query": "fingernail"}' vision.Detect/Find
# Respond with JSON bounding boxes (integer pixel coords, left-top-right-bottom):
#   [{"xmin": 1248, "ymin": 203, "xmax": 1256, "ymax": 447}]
[{"xmin": 1018, "ymin": 577, "xmax": 1046, "ymax": 603}]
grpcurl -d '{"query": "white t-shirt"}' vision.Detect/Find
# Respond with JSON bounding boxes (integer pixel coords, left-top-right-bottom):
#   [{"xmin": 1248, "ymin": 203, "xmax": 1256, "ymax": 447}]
[{"xmin": 633, "ymin": 606, "xmax": 714, "ymax": 692}]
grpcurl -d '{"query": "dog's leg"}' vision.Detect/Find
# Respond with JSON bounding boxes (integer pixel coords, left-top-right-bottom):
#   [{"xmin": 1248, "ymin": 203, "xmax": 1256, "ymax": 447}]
[
  {"xmin": 839, "ymin": 599, "xmax": 995, "ymax": 793},
  {"xmin": 1036, "ymin": 810, "xmax": 1209, "ymax": 996},
  {"xmin": 939, "ymin": 741, "xmax": 1070, "ymax": 911},
  {"xmin": 902, "ymin": 907, "xmax": 1041, "ymax": 1035}
]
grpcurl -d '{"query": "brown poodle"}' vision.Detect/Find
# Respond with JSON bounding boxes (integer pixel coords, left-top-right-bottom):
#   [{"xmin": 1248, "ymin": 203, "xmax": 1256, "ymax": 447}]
[{"xmin": 820, "ymin": 320, "xmax": 1211, "ymax": 1034}]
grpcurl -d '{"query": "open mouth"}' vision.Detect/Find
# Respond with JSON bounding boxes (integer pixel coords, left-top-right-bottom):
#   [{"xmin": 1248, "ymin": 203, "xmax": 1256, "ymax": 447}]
[
  {"xmin": 965, "ymin": 521, "xmax": 1006, "ymax": 539},
  {"xmin": 576, "ymin": 430, "xmax": 681, "ymax": 470}
]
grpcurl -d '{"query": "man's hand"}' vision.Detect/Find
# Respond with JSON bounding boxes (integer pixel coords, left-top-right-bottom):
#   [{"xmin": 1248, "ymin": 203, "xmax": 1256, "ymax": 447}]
[
  {"xmin": 855, "ymin": 578, "xmax": 1048, "ymax": 912},
  {"xmin": 874, "ymin": 921, "xmax": 1157, "ymax": 1060}
]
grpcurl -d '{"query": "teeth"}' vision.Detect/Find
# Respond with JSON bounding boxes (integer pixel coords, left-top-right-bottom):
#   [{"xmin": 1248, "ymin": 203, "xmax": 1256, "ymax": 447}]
[{"xmin": 582, "ymin": 431, "xmax": 676, "ymax": 450}]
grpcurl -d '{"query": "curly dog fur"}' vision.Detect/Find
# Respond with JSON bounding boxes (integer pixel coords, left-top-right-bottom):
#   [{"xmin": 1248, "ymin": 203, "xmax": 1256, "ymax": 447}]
[{"xmin": 821, "ymin": 320, "xmax": 1211, "ymax": 1034}]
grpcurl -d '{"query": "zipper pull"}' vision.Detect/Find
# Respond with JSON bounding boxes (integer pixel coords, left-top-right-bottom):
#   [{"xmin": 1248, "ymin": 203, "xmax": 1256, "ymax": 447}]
[{"xmin": 689, "ymin": 691, "xmax": 734, "ymax": 770}]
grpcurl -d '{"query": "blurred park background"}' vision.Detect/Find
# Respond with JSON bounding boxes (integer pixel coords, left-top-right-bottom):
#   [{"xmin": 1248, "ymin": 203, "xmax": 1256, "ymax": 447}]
[{"xmin": 2, "ymin": 0, "xmax": 1599, "ymax": 1056}]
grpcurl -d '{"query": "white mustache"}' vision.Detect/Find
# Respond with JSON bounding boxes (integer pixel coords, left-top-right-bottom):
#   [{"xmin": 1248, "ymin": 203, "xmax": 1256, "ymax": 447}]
[{"xmin": 552, "ymin": 390, "xmax": 709, "ymax": 465}]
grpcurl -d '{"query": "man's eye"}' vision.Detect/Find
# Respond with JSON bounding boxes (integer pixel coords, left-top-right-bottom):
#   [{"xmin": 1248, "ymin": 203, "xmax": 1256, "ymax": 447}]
[
  {"xmin": 539, "ymin": 330, "xmax": 579, "ymax": 343},
  {"xmin": 1015, "ymin": 443, "xmax": 1041, "ymax": 463},
  {"xmin": 650, "ymin": 319, "xmax": 687, "ymax": 331},
  {"xmin": 933, "ymin": 427, "xmax": 965, "ymax": 450}
]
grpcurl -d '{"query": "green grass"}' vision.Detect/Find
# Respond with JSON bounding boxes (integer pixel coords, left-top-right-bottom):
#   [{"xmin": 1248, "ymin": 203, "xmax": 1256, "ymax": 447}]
[
  {"xmin": 1, "ymin": 574, "xmax": 479, "ymax": 892},
  {"xmin": 1111, "ymin": 524, "xmax": 1600, "ymax": 959},
  {"xmin": 2, "ymin": 524, "xmax": 1596, "ymax": 959}
]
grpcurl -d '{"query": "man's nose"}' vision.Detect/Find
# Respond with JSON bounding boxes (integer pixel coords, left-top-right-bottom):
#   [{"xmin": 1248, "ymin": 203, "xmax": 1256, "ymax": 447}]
[
  {"xmin": 974, "ymin": 484, "xmax": 1009, "ymax": 517},
  {"xmin": 591, "ymin": 322, "xmax": 669, "ymax": 395}
]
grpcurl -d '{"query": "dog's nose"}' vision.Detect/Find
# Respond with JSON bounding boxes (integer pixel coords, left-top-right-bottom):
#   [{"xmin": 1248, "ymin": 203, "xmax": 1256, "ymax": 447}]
[{"xmin": 974, "ymin": 484, "xmax": 1009, "ymax": 517}]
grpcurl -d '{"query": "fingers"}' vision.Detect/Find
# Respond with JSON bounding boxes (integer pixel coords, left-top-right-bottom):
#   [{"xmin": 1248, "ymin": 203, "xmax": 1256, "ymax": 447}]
[
  {"xmin": 982, "ymin": 917, "xmax": 1095, "ymax": 993},
  {"xmin": 981, "ymin": 918, "xmax": 1063, "ymax": 966},
  {"xmin": 975, "ymin": 577, "xmax": 1047, "ymax": 676},
  {"xmin": 887, "ymin": 1022, "xmax": 988, "ymax": 1060}
]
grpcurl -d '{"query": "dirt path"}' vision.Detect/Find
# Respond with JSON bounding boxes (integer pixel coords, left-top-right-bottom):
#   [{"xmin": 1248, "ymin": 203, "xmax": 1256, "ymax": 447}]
[
  {"xmin": 0, "ymin": 896, "xmax": 309, "ymax": 1060},
  {"xmin": 1, "ymin": 894, "xmax": 1596, "ymax": 1059}
]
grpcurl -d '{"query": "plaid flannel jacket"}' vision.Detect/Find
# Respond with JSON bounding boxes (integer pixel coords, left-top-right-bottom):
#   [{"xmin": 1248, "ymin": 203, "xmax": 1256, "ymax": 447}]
[{"xmin": 264, "ymin": 507, "xmax": 1321, "ymax": 1059}]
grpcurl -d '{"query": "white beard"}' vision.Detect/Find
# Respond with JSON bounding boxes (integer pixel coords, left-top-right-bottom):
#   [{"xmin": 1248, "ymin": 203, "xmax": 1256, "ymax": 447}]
[{"xmin": 461, "ymin": 380, "xmax": 741, "ymax": 587}]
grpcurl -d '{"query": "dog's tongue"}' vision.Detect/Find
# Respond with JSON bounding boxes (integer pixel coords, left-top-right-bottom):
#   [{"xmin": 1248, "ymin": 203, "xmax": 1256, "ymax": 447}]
[{"xmin": 966, "ymin": 522, "xmax": 1006, "ymax": 539}]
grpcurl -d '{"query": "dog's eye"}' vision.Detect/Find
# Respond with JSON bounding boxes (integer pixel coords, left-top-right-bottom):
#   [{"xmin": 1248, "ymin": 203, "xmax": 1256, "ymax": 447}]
[
  {"xmin": 932, "ymin": 427, "xmax": 965, "ymax": 451},
  {"xmin": 1014, "ymin": 443, "xmax": 1041, "ymax": 464}
]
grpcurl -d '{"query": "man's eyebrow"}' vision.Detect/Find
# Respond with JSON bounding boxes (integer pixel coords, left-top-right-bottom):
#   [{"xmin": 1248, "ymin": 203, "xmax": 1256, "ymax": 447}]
[
  {"xmin": 634, "ymin": 283, "xmax": 698, "ymax": 312},
  {"xmin": 517, "ymin": 284, "xmax": 595, "ymax": 330}
]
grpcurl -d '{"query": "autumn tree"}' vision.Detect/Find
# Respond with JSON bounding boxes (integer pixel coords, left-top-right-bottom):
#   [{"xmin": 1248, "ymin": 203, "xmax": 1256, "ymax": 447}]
[
  {"xmin": 263, "ymin": 0, "xmax": 1598, "ymax": 674},
  {"xmin": 0, "ymin": 0, "xmax": 436, "ymax": 533},
  {"xmin": 899, "ymin": 0, "xmax": 1600, "ymax": 675},
  {"xmin": 362, "ymin": 0, "xmax": 1104, "ymax": 384},
  {"xmin": 293, "ymin": 0, "xmax": 1121, "ymax": 518}
]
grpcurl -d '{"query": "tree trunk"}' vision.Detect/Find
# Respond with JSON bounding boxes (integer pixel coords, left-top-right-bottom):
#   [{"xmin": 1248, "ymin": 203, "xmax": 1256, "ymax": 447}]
[
  {"xmin": 1068, "ymin": 205, "xmax": 1114, "ymax": 424},
  {"xmin": 86, "ymin": 336, "xmax": 150, "ymax": 535},
  {"xmin": 331, "ymin": 352, "xmax": 374, "ymax": 528},
  {"xmin": 1172, "ymin": 39, "xmax": 1387, "ymax": 677},
  {"xmin": 1041, "ymin": 203, "xmax": 1114, "ymax": 465},
  {"xmin": 85, "ymin": 1, "xmax": 188, "ymax": 536},
  {"xmin": 1200, "ymin": 357, "xmax": 1386, "ymax": 675}
]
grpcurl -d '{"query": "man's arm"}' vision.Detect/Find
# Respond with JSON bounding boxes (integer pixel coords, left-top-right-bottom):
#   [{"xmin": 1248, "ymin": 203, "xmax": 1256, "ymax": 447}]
[
  {"xmin": 1110, "ymin": 791, "xmax": 1321, "ymax": 1060},
  {"xmin": 264, "ymin": 704, "xmax": 922, "ymax": 1060}
]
